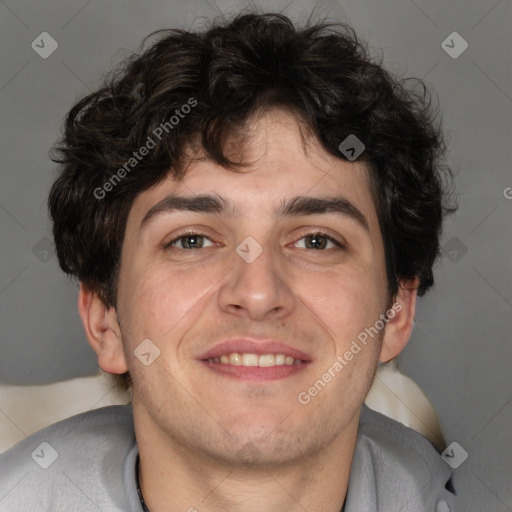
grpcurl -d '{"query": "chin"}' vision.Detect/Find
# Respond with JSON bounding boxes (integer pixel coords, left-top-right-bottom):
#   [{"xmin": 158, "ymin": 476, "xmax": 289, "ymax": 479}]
[{"xmin": 211, "ymin": 422, "xmax": 319, "ymax": 466}]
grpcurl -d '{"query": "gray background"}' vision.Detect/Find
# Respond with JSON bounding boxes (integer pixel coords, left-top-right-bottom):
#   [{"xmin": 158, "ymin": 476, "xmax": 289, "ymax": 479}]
[{"xmin": 0, "ymin": 0, "xmax": 510, "ymax": 508}]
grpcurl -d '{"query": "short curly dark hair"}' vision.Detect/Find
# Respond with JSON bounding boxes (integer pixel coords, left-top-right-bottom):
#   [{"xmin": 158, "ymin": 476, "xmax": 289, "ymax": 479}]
[{"xmin": 48, "ymin": 11, "xmax": 456, "ymax": 389}]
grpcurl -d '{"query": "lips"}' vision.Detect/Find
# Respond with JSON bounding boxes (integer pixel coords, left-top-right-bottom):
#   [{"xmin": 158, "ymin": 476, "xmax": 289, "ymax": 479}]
[{"xmin": 197, "ymin": 338, "xmax": 312, "ymax": 362}]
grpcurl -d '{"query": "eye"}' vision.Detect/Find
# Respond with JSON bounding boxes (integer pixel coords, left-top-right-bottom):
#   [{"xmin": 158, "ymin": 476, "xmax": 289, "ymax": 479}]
[
  {"xmin": 163, "ymin": 231, "xmax": 343, "ymax": 251},
  {"xmin": 293, "ymin": 232, "xmax": 343, "ymax": 250},
  {"xmin": 165, "ymin": 232, "xmax": 216, "ymax": 250}
]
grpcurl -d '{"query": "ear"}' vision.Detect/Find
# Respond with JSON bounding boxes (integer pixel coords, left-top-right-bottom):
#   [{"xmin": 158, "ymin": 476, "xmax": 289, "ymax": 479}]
[
  {"xmin": 77, "ymin": 282, "xmax": 128, "ymax": 374},
  {"xmin": 379, "ymin": 277, "xmax": 420, "ymax": 363}
]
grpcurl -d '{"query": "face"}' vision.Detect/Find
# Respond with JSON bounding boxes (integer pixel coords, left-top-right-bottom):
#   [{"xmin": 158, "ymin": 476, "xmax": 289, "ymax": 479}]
[{"xmin": 108, "ymin": 109, "xmax": 393, "ymax": 466}]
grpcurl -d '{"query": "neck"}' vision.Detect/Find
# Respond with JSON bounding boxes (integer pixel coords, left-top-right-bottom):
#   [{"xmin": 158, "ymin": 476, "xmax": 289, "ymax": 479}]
[{"xmin": 134, "ymin": 406, "xmax": 359, "ymax": 512}]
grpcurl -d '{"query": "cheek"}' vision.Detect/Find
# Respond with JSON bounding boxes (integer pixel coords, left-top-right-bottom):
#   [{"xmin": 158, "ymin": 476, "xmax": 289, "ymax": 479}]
[
  {"xmin": 298, "ymin": 269, "xmax": 386, "ymax": 377},
  {"xmin": 306, "ymin": 266, "xmax": 384, "ymax": 329},
  {"xmin": 119, "ymin": 262, "xmax": 218, "ymax": 341}
]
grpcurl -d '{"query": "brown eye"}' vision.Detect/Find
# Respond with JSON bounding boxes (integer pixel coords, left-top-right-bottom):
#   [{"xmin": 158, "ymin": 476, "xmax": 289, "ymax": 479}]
[{"xmin": 293, "ymin": 232, "xmax": 343, "ymax": 250}]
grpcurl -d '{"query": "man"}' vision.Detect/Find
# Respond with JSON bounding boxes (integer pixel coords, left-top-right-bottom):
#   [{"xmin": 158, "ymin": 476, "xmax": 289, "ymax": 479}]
[{"xmin": 0, "ymin": 11, "xmax": 465, "ymax": 511}]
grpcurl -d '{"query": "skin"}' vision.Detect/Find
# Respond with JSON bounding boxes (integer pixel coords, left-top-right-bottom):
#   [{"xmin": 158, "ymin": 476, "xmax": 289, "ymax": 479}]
[{"xmin": 79, "ymin": 108, "xmax": 419, "ymax": 512}]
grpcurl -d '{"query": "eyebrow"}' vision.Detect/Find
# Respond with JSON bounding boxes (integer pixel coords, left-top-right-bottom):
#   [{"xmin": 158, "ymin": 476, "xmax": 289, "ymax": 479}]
[{"xmin": 140, "ymin": 194, "xmax": 370, "ymax": 233}]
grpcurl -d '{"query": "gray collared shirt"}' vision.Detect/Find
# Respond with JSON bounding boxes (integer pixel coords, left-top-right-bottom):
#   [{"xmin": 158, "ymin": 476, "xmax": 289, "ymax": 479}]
[{"xmin": 0, "ymin": 404, "xmax": 472, "ymax": 511}]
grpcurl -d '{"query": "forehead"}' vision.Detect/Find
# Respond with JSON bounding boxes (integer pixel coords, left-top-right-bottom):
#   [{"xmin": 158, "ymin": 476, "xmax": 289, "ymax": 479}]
[{"xmin": 127, "ymin": 109, "xmax": 379, "ymax": 234}]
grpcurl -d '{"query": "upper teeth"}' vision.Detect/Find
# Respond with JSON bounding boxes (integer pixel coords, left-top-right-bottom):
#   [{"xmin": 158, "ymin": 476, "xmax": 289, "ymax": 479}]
[{"xmin": 207, "ymin": 353, "xmax": 302, "ymax": 367}]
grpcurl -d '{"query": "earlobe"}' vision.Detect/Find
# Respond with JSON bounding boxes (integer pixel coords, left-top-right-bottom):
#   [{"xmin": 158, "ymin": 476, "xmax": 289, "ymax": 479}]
[
  {"xmin": 379, "ymin": 278, "xmax": 420, "ymax": 363},
  {"xmin": 77, "ymin": 283, "xmax": 128, "ymax": 374}
]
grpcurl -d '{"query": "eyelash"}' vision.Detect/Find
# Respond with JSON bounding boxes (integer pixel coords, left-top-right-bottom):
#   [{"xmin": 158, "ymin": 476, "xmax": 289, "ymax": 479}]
[{"xmin": 164, "ymin": 230, "xmax": 344, "ymax": 251}]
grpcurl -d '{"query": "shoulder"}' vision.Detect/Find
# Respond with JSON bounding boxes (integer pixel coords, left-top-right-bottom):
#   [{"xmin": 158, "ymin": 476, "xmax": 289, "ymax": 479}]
[
  {"xmin": 0, "ymin": 405, "xmax": 136, "ymax": 512},
  {"xmin": 345, "ymin": 405, "xmax": 458, "ymax": 512},
  {"xmin": 357, "ymin": 403, "xmax": 447, "ymax": 474}
]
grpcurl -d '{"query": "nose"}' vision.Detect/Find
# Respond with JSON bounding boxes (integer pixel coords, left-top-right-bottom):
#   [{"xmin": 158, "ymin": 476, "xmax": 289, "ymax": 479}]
[{"xmin": 217, "ymin": 238, "xmax": 296, "ymax": 322}]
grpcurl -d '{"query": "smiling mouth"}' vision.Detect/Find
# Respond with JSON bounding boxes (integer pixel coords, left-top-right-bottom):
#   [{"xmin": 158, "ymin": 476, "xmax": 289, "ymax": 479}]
[
  {"xmin": 204, "ymin": 352, "xmax": 303, "ymax": 367},
  {"xmin": 201, "ymin": 352, "xmax": 310, "ymax": 381},
  {"xmin": 198, "ymin": 338, "xmax": 312, "ymax": 381}
]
